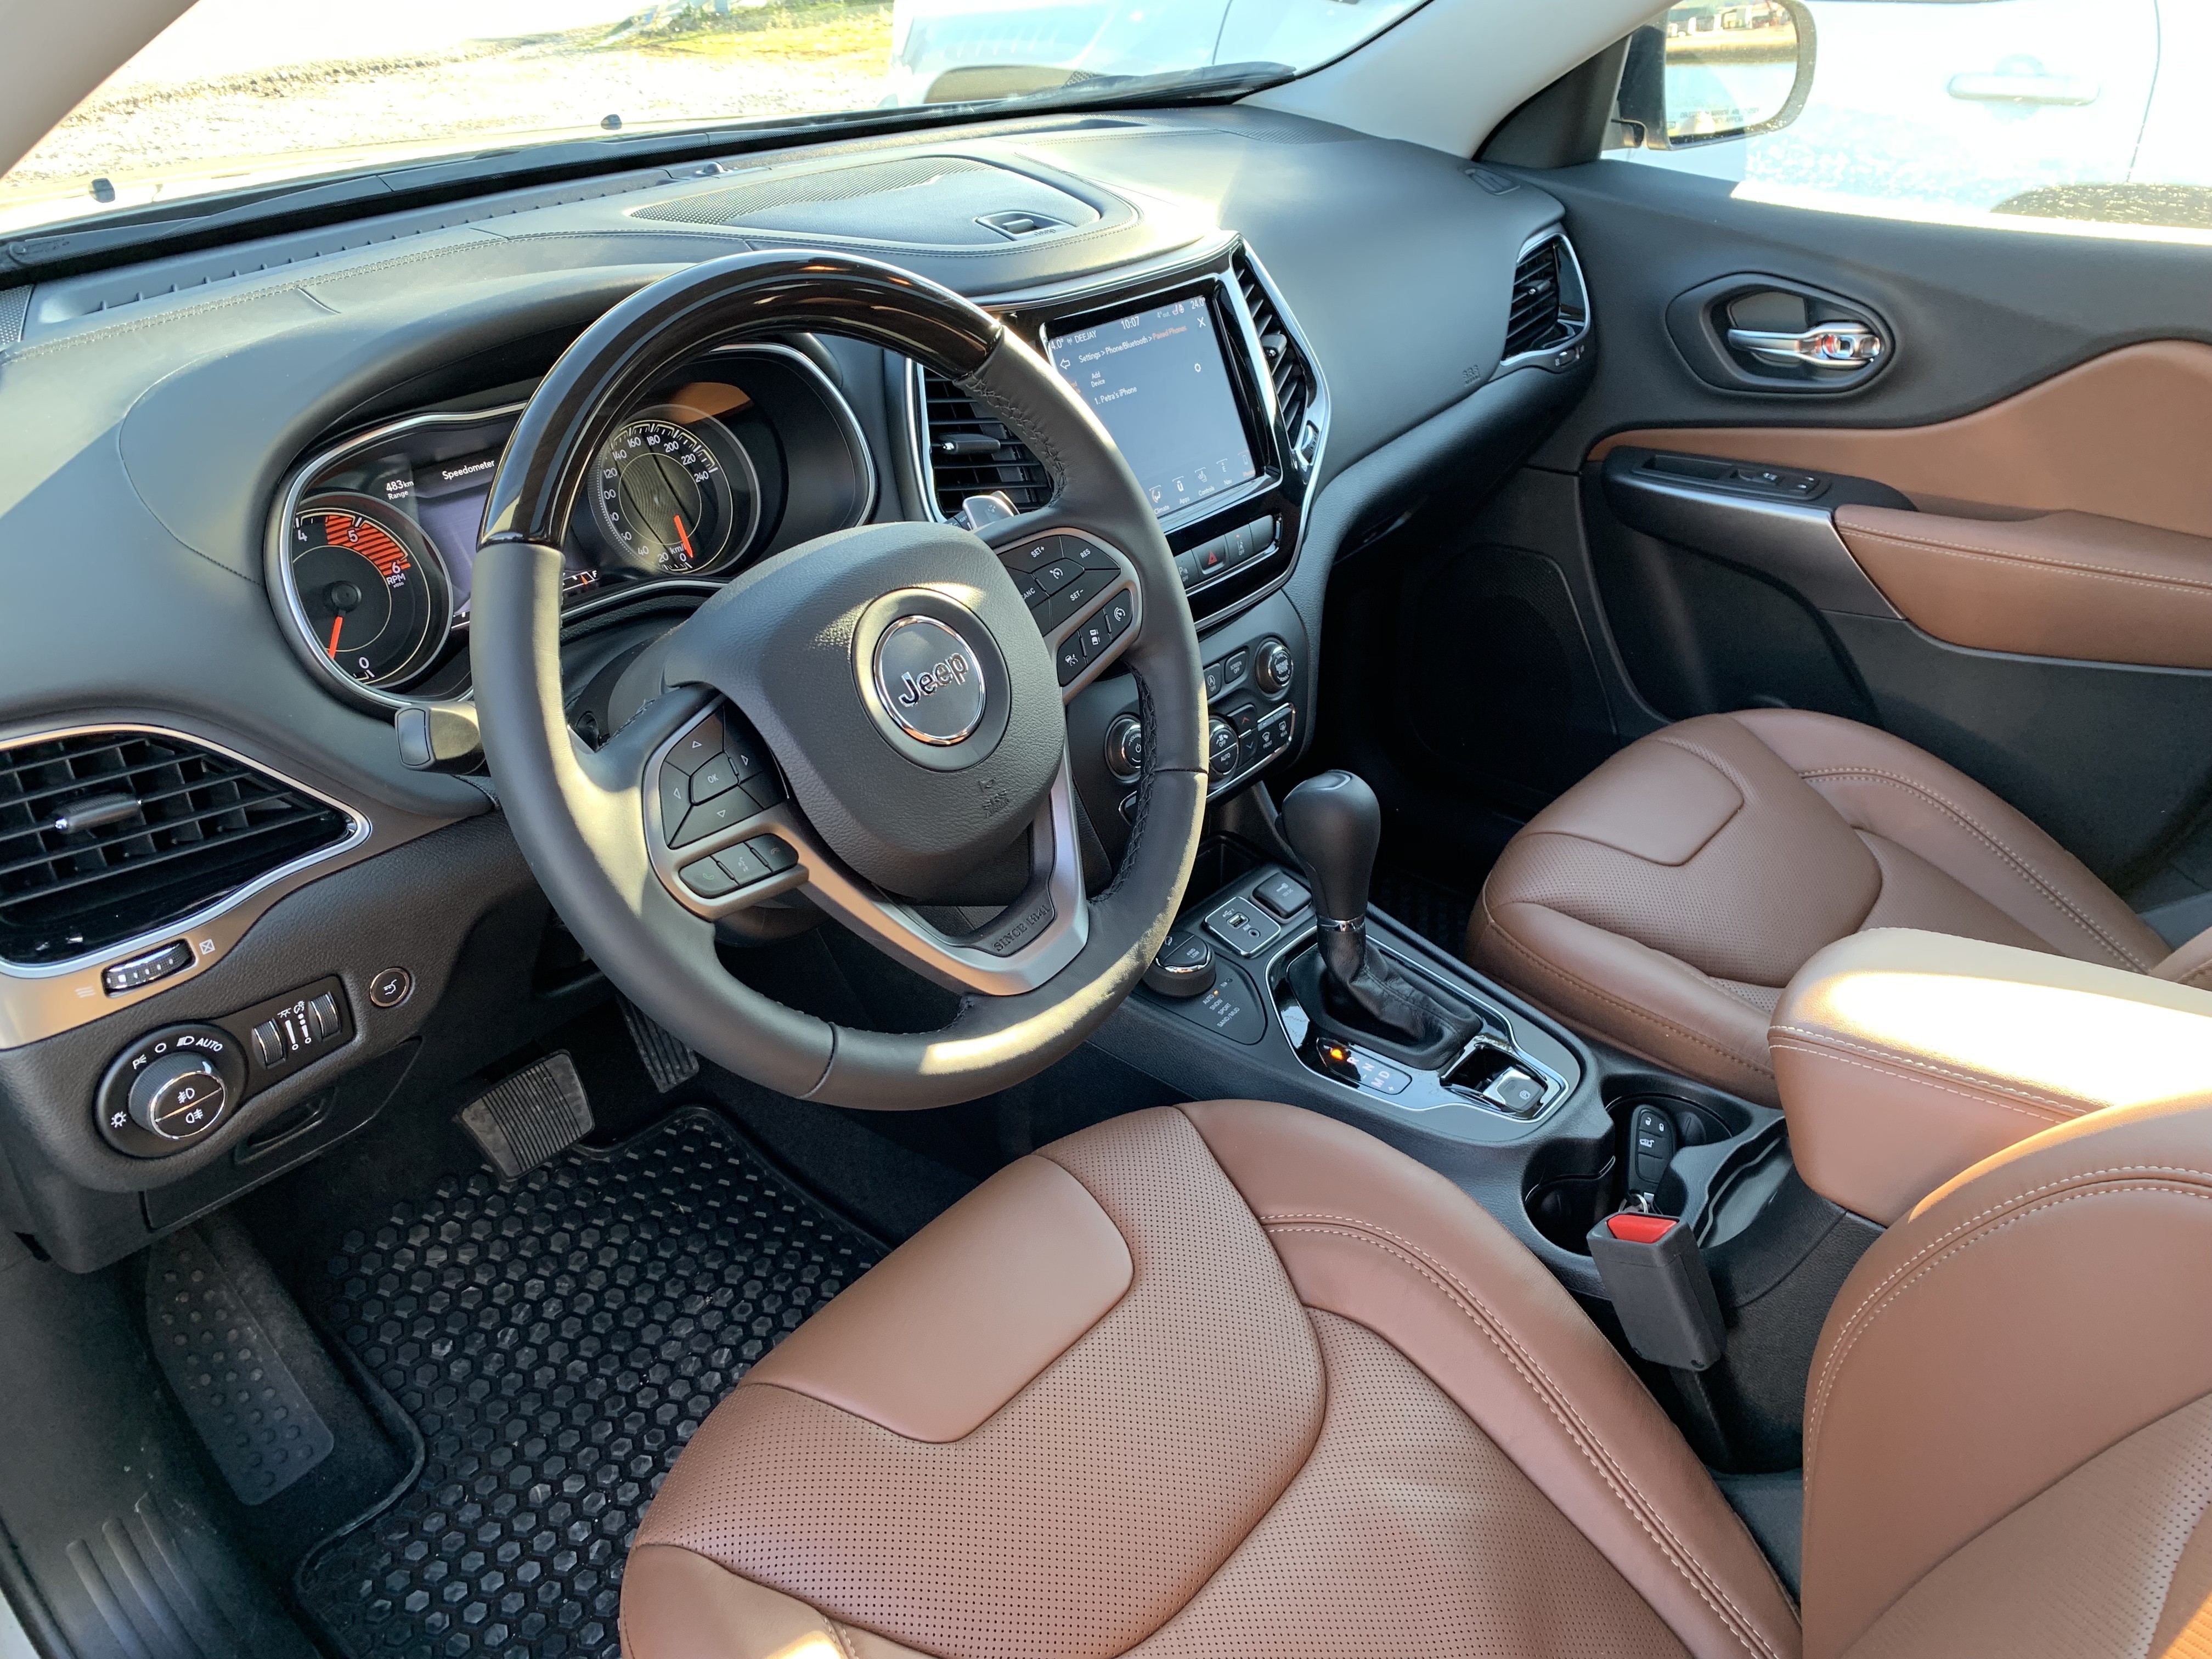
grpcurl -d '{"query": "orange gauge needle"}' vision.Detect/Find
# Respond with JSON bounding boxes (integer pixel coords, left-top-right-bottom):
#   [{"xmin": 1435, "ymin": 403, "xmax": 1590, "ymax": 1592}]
[
  {"xmin": 673, "ymin": 514, "xmax": 696, "ymax": 565},
  {"xmin": 326, "ymin": 613, "xmax": 345, "ymax": 657}
]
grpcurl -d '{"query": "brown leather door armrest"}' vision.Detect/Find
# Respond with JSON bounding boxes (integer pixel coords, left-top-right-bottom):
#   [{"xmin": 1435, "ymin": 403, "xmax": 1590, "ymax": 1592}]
[
  {"xmin": 1834, "ymin": 504, "xmax": 2212, "ymax": 669},
  {"xmin": 1770, "ymin": 928, "xmax": 2212, "ymax": 1222}
]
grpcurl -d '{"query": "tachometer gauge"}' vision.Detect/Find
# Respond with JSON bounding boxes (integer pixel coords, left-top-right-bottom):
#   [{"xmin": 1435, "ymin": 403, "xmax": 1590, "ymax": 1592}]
[
  {"xmin": 289, "ymin": 494, "xmax": 451, "ymax": 688},
  {"xmin": 590, "ymin": 413, "xmax": 759, "ymax": 576}
]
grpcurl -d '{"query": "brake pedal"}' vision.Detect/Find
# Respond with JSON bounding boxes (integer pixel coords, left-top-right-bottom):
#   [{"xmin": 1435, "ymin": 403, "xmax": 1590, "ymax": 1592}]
[
  {"xmin": 458, "ymin": 1051, "xmax": 594, "ymax": 1180},
  {"xmin": 619, "ymin": 995, "xmax": 699, "ymax": 1094}
]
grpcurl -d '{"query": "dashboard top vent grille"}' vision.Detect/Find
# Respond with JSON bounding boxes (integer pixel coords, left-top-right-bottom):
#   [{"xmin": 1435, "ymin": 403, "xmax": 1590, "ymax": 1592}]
[
  {"xmin": 1505, "ymin": 236, "xmax": 1581, "ymax": 362},
  {"xmin": 1236, "ymin": 257, "xmax": 1314, "ymax": 444},
  {"xmin": 918, "ymin": 370, "xmax": 1054, "ymax": 518},
  {"xmin": 0, "ymin": 730, "xmax": 352, "ymax": 964}
]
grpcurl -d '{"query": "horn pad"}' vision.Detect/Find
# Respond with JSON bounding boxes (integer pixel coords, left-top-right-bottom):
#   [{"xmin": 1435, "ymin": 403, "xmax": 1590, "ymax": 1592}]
[{"xmin": 662, "ymin": 521, "xmax": 1065, "ymax": 900}]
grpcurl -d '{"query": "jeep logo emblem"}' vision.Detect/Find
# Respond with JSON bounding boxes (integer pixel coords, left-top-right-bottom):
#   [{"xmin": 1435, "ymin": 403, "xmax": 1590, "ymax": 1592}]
[{"xmin": 871, "ymin": 614, "xmax": 987, "ymax": 746}]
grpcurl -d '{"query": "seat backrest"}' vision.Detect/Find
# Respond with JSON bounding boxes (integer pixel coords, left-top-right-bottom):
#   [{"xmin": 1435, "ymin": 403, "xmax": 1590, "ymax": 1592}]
[{"xmin": 1800, "ymin": 1092, "xmax": 2212, "ymax": 1658}]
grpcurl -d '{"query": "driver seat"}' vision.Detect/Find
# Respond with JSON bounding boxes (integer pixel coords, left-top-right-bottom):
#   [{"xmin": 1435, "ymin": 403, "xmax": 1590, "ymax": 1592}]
[{"xmin": 620, "ymin": 1099, "xmax": 2212, "ymax": 1659}]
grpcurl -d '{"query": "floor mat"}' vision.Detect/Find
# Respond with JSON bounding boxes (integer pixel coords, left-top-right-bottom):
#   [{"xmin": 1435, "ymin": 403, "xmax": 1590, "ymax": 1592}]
[
  {"xmin": 1370, "ymin": 866, "xmax": 1477, "ymax": 956},
  {"xmin": 294, "ymin": 1107, "xmax": 883, "ymax": 1659}
]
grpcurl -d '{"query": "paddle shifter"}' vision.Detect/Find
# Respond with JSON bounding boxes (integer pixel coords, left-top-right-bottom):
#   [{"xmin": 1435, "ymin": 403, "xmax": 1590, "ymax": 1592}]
[{"xmin": 1279, "ymin": 771, "xmax": 1474, "ymax": 1052}]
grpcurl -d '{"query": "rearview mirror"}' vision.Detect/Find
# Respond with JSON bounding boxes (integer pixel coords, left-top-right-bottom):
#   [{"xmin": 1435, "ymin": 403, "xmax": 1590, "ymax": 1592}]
[{"xmin": 1614, "ymin": 1, "xmax": 1816, "ymax": 150}]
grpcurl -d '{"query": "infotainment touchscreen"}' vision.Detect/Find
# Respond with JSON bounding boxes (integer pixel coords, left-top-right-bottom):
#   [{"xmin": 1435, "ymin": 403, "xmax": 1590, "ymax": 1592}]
[{"xmin": 1047, "ymin": 296, "xmax": 1257, "ymax": 518}]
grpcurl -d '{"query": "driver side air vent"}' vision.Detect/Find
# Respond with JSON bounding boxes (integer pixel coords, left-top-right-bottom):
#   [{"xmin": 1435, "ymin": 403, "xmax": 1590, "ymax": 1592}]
[
  {"xmin": 917, "ymin": 369, "xmax": 1054, "ymax": 518},
  {"xmin": 0, "ymin": 730, "xmax": 353, "ymax": 964},
  {"xmin": 1235, "ymin": 256, "xmax": 1316, "ymax": 443},
  {"xmin": 1504, "ymin": 233, "xmax": 1590, "ymax": 363}
]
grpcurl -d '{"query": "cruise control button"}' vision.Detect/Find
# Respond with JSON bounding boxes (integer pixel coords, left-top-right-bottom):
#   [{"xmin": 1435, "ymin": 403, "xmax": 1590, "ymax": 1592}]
[
  {"xmin": 1042, "ymin": 569, "xmax": 1110, "ymax": 629},
  {"xmin": 1067, "ymin": 539, "xmax": 1113, "ymax": 570},
  {"xmin": 667, "ymin": 716, "xmax": 725, "ymax": 774},
  {"xmin": 1056, "ymin": 635, "xmax": 1090, "ymax": 685},
  {"xmin": 1035, "ymin": 557, "xmax": 1080, "ymax": 596},
  {"xmin": 746, "ymin": 835, "xmax": 798, "ymax": 873},
  {"xmin": 681, "ymin": 856, "xmax": 740, "ymax": 898},
  {"xmin": 1017, "ymin": 574, "xmax": 1047, "ymax": 610},
  {"xmin": 1101, "ymin": 592, "xmax": 1133, "ymax": 638},
  {"xmin": 1000, "ymin": 536, "xmax": 1062, "ymax": 575},
  {"xmin": 689, "ymin": 755, "xmax": 740, "ymax": 804},
  {"xmin": 713, "ymin": 843, "xmax": 770, "ymax": 887}
]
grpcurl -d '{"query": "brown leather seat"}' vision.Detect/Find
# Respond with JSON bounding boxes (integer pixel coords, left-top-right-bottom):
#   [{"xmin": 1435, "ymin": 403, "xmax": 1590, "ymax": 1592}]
[
  {"xmin": 1468, "ymin": 709, "xmax": 2212, "ymax": 1105},
  {"xmin": 620, "ymin": 1098, "xmax": 2212, "ymax": 1659}
]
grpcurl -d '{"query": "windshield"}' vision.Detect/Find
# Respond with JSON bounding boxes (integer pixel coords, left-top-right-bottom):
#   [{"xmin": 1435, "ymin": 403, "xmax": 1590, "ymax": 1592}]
[{"xmin": 0, "ymin": 0, "xmax": 1427, "ymax": 239}]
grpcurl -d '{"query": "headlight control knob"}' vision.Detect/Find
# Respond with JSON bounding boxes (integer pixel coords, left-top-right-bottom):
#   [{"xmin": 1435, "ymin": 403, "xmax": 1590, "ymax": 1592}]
[
  {"xmin": 1253, "ymin": 640, "xmax": 1295, "ymax": 696},
  {"xmin": 97, "ymin": 1024, "xmax": 247, "ymax": 1157}
]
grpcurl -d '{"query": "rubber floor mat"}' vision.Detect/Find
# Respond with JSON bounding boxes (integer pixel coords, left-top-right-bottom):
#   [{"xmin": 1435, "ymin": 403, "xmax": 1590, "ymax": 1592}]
[{"xmin": 295, "ymin": 1107, "xmax": 882, "ymax": 1659}]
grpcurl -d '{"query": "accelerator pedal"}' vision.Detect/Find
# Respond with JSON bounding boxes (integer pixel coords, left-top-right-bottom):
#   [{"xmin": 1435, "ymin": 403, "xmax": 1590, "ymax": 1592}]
[
  {"xmin": 458, "ymin": 1051, "xmax": 594, "ymax": 1181},
  {"xmin": 146, "ymin": 1221, "xmax": 335, "ymax": 1505},
  {"xmin": 619, "ymin": 994, "xmax": 699, "ymax": 1094}
]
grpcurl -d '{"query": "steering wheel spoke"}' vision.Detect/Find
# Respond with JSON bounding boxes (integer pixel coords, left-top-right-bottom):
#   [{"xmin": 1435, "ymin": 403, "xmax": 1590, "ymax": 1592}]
[{"xmin": 977, "ymin": 521, "xmax": 1143, "ymax": 702}]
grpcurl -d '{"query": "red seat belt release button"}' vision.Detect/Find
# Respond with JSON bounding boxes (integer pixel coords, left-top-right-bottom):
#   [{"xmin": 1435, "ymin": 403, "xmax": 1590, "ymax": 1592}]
[
  {"xmin": 1606, "ymin": 1212, "xmax": 1677, "ymax": 1244},
  {"xmin": 1587, "ymin": 1209, "xmax": 1726, "ymax": 1370}
]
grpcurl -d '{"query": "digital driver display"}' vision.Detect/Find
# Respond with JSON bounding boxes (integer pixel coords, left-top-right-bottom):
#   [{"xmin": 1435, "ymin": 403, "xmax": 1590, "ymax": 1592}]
[{"xmin": 1048, "ymin": 296, "xmax": 1256, "ymax": 518}]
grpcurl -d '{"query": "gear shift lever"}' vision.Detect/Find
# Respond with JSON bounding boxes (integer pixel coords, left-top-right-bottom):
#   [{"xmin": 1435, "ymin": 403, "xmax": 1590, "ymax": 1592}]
[{"xmin": 1279, "ymin": 771, "xmax": 1472, "ymax": 1053}]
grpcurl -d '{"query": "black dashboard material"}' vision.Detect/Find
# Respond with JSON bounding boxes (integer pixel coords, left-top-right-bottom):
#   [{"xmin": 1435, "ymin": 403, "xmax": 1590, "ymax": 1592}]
[{"xmin": 0, "ymin": 100, "xmax": 1582, "ymax": 1267}]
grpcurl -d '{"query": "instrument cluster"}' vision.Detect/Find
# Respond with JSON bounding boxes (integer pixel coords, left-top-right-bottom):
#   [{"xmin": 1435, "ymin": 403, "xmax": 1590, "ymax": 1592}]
[{"xmin": 269, "ymin": 343, "xmax": 874, "ymax": 707}]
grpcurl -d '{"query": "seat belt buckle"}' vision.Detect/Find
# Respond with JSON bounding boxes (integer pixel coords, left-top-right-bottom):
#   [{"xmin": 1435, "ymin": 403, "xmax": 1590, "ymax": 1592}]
[{"xmin": 1587, "ymin": 1210, "xmax": 1726, "ymax": 1372}]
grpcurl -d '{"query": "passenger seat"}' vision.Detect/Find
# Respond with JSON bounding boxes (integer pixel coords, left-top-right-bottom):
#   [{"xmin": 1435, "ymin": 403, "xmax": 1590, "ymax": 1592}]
[{"xmin": 1468, "ymin": 709, "xmax": 2211, "ymax": 1105}]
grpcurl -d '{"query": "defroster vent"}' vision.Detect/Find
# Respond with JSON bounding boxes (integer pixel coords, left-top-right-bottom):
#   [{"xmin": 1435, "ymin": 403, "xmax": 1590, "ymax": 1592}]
[
  {"xmin": 917, "ymin": 370, "xmax": 1054, "ymax": 518},
  {"xmin": 0, "ymin": 730, "xmax": 353, "ymax": 964}
]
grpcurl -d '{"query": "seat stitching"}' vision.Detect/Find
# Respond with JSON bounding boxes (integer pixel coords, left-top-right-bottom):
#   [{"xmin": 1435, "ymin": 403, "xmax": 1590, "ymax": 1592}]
[
  {"xmin": 1790, "ymin": 766, "xmax": 2153, "ymax": 969},
  {"xmin": 1805, "ymin": 1167, "xmax": 2212, "ymax": 1455},
  {"xmin": 2163, "ymin": 953, "xmax": 2212, "ymax": 991},
  {"xmin": 1479, "ymin": 900, "xmax": 1776, "ymax": 1083},
  {"xmin": 1262, "ymin": 1216, "xmax": 1786, "ymax": 1659},
  {"xmin": 1843, "ymin": 523, "xmax": 2212, "ymax": 596},
  {"xmin": 1768, "ymin": 1032, "xmax": 2094, "ymax": 1120}
]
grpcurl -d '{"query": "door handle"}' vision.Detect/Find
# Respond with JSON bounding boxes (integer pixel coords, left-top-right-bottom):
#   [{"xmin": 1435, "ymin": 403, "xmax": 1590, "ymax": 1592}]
[
  {"xmin": 1723, "ymin": 321, "xmax": 1886, "ymax": 371},
  {"xmin": 1947, "ymin": 70, "xmax": 2099, "ymax": 106}
]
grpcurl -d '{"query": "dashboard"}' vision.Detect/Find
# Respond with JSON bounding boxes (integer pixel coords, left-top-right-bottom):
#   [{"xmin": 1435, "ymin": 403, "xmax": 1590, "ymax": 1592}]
[{"xmin": 0, "ymin": 103, "xmax": 1592, "ymax": 1271}]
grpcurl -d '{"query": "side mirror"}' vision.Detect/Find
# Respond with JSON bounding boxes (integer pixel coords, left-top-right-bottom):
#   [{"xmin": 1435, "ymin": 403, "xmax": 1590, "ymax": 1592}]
[{"xmin": 1613, "ymin": 1, "xmax": 1816, "ymax": 150}]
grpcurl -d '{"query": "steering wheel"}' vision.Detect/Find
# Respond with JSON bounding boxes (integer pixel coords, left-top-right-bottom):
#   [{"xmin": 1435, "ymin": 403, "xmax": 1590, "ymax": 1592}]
[{"xmin": 470, "ymin": 252, "xmax": 1207, "ymax": 1109}]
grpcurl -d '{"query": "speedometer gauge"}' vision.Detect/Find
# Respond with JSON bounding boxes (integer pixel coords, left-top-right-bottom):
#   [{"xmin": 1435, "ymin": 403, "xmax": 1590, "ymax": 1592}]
[
  {"xmin": 289, "ymin": 494, "xmax": 451, "ymax": 687},
  {"xmin": 590, "ymin": 414, "xmax": 759, "ymax": 576}
]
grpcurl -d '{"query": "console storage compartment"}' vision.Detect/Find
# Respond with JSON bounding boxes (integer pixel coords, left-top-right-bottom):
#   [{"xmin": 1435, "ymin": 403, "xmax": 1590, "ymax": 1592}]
[{"xmin": 1771, "ymin": 928, "xmax": 2212, "ymax": 1222}]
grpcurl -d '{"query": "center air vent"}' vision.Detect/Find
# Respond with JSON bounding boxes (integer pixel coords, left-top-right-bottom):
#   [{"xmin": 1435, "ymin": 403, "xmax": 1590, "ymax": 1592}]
[
  {"xmin": 917, "ymin": 370, "xmax": 1054, "ymax": 518},
  {"xmin": 1504, "ymin": 233, "xmax": 1590, "ymax": 363},
  {"xmin": 1235, "ymin": 256, "xmax": 1318, "ymax": 449},
  {"xmin": 0, "ymin": 730, "xmax": 353, "ymax": 964}
]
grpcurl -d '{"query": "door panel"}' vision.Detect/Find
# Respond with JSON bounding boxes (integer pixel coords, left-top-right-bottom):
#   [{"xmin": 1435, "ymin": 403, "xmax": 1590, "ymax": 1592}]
[{"xmin": 1494, "ymin": 162, "xmax": 2212, "ymax": 890}]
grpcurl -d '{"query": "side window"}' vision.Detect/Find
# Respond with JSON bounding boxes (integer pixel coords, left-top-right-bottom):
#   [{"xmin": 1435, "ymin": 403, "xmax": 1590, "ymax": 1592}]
[{"xmin": 1610, "ymin": 1, "xmax": 2205, "ymax": 242}]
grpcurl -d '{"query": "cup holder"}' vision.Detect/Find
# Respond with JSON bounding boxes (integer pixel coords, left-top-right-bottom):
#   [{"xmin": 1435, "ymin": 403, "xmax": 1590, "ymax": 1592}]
[{"xmin": 1522, "ymin": 1086, "xmax": 1774, "ymax": 1256}]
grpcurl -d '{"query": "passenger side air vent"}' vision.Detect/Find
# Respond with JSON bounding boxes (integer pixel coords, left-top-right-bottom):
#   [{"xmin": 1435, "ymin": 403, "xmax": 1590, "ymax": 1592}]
[
  {"xmin": 0, "ymin": 730, "xmax": 352, "ymax": 964},
  {"xmin": 1504, "ymin": 233, "xmax": 1589, "ymax": 363},
  {"xmin": 917, "ymin": 370, "xmax": 1054, "ymax": 517},
  {"xmin": 1236, "ymin": 256, "xmax": 1316, "ymax": 444}
]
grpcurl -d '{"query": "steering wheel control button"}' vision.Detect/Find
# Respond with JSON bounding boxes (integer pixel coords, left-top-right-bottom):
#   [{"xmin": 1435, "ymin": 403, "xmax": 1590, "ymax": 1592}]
[
  {"xmin": 747, "ymin": 835, "xmax": 798, "ymax": 873},
  {"xmin": 1144, "ymin": 932, "xmax": 1215, "ymax": 998},
  {"xmin": 674, "ymin": 793, "xmax": 753, "ymax": 848},
  {"xmin": 689, "ymin": 754, "xmax": 741, "ymax": 804},
  {"xmin": 103, "ymin": 939, "xmax": 196, "ymax": 995},
  {"xmin": 667, "ymin": 715, "xmax": 725, "ymax": 774},
  {"xmin": 1101, "ymin": 592, "xmax": 1133, "ymax": 639},
  {"xmin": 872, "ymin": 614, "xmax": 988, "ymax": 746},
  {"xmin": 1204, "ymin": 896, "xmax": 1283, "ymax": 957},
  {"xmin": 1252, "ymin": 871, "xmax": 1312, "ymax": 920},
  {"xmin": 681, "ymin": 856, "xmax": 742, "ymax": 899},
  {"xmin": 999, "ymin": 535, "xmax": 1063, "ymax": 575},
  {"xmin": 1056, "ymin": 635, "xmax": 1090, "ymax": 685},
  {"xmin": 368, "ymin": 967, "xmax": 414, "ymax": 1009},
  {"xmin": 657, "ymin": 766, "xmax": 693, "ymax": 834},
  {"xmin": 97, "ymin": 1023, "xmax": 249, "ymax": 1157}
]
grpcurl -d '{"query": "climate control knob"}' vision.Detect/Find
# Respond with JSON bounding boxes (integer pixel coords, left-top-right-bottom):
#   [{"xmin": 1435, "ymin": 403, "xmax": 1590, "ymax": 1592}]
[
  {"xmin": 1253, "ymin": 640, "xmax": 1295, "ymax": 696},
  {"xmin": 1207, "ymin": 716, "xmax": 1239, "ymax": 779}
]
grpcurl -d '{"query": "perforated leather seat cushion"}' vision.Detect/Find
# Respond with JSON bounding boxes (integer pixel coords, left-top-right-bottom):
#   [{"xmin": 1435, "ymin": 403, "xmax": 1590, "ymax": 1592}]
[
  {"xmin": 1467, "ymin": 709, "xmax": 2196, "ymax": 1104},
  {"xmin": 619, "ymin": 1104, "xmax": 1799, "ymax": 1659}
]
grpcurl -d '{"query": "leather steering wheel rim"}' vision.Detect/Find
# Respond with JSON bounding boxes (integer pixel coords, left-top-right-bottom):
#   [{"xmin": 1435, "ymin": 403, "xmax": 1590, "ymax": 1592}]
[{"xmin": 470, "ymin": 250, "xmax": 1207, "ymax": 1109}]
